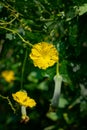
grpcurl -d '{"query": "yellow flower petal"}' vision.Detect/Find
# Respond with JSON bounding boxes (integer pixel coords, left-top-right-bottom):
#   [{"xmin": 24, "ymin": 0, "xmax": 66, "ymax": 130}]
[
  {"xmin": 30, "ymin": 42, "xmax": 59, "ymax": 69},
  {"xmin": 12, "ymin": 91, "xmax": 28, "ymax": 105},
  {"xmin": 1, "ymin": 70, "xmax": 15, "ymax": 83},
  {"xmin": 12, "ymin": 91, "xmax": 36, "ymax": 108},
  {"xmin": 24, "ymin": 97, "xmax": 36, "ymax": 108}
]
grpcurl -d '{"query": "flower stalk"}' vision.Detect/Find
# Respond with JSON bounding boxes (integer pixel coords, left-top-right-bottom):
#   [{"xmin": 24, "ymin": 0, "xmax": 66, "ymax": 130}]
[
  {"xmin": 21, "ymin": 105, "xmax": 29, "ymax": 123},
  {"xmin": 21, "ymin": 105, "xmax": 27, "ymax": 117}
]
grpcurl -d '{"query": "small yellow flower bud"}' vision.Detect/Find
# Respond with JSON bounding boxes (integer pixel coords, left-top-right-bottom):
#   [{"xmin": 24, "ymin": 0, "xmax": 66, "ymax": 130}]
[{"xmin": 1, "ymin": 70, "xmax": 15, "ymax": 83}]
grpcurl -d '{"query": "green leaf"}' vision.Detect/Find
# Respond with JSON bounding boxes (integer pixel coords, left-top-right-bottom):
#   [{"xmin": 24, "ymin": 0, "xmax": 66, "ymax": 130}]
[
  {"xmin": 59, "ymin": 95, "xmax": 68, "ymax": 108},
  {"xmin": 27, "ymin": 71, "xmax": 38, "ymax": 83},
  {"xmin": 6, "ymin": 33, "xmax": 13, "ymax": 40},
  {"xmin": 79, "ymin": 3, "xmax": 87, "ymax": 15},
  {"xmin": 44, "ymin": 125, "xmax": 55, "ymax": 130},
  {"xmin": 37, "ymin": 81, "xmax": 48, "ymax": 90},
  {"xmin": 46, "ymin": 112, "xmax": 58, "ymax": 121}
]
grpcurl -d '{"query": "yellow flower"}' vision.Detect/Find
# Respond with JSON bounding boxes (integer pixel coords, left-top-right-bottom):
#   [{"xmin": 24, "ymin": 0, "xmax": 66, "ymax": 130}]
[
  {"xmin": 12, "ymin": 91, "xmax": 36, "ymax": 108},
  {"xmin": 29, "ymin": 42, "xmax": 59, "ymax": 69},
  {"xmin": 1, "ymin": 70, "xmax": 15, "ymax": 83}
]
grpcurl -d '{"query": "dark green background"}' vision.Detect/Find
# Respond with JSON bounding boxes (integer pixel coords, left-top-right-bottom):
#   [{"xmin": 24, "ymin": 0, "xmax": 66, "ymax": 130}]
[{"xmin": 0, "ymin": 0, "xmax": 87, "ymax": 130}]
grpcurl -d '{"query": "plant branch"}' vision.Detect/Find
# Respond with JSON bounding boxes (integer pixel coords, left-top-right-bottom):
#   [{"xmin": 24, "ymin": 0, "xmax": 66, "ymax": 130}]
[
  {"xmin": 0, "ymin": 16, "xmax": 17, "ymax": 25},
  {"xmin": 0, "ymin": 26, "xmax": 33, "ymax": 47},
  {"xmin": 0, "ymin": 94, "xmax": 16, "ymax": 113}
]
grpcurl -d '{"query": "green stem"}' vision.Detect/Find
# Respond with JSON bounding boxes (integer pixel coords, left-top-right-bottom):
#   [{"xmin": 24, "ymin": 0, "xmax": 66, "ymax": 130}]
[
  {"xmin": 17, "ymin": 32, "xmax": 33, "ymax": 47},
  {"xmin": 0, "ymin": 17, "xmax": 17, "ymax": 25},
  {"xmin": 56, "ymin": 61, "xmax": 59, "ymax": 75},
  {"xmin": 0, "ymin": 26, "xmax": 16, "ymax": 33},
  {"xmin": 0, "ymin": 26, "xmax": 33, "ymax": 47},
  {"xmin": 21, "ymin": 49, "xmax": 28, "ymax": 89}
]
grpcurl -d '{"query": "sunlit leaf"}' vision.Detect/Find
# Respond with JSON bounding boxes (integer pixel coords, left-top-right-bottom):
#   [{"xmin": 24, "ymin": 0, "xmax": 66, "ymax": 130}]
[
  {"xmin": 59, "ymin": 96, "xmax": 68, "ymax": 108},
  {"xmin": 46, "ymin": 112, "xmax": 58, "ymax": 121},
  {"xmin": 79, "ymin": 3, "xmax": 87, "ymax": 15}
]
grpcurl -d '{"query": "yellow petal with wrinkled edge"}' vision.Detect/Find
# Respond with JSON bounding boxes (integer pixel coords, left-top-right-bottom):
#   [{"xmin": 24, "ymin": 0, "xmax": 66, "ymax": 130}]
[
  {"xmin": 30, "ymin": 42, "xmax": 59, "ymax": 69},
  {"xmin": 12, "ymin": 91, "xmax": 36, "ymax": 108}
]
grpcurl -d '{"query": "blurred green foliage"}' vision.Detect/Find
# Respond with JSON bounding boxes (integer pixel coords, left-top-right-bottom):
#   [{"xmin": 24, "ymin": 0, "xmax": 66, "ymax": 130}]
[{"xmin": 0, "ymin": 0, "xmax": 87, "ymax": 130}]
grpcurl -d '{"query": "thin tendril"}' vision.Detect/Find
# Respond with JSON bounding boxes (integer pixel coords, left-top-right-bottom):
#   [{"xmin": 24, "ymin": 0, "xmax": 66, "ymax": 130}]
[
  {"xmin": 0, "ymin": 26, "xmax": 33, "ymax": 47},
  {"xmin": 0, "ymin": 94, "xmax": 16, "ymax": 113}
]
